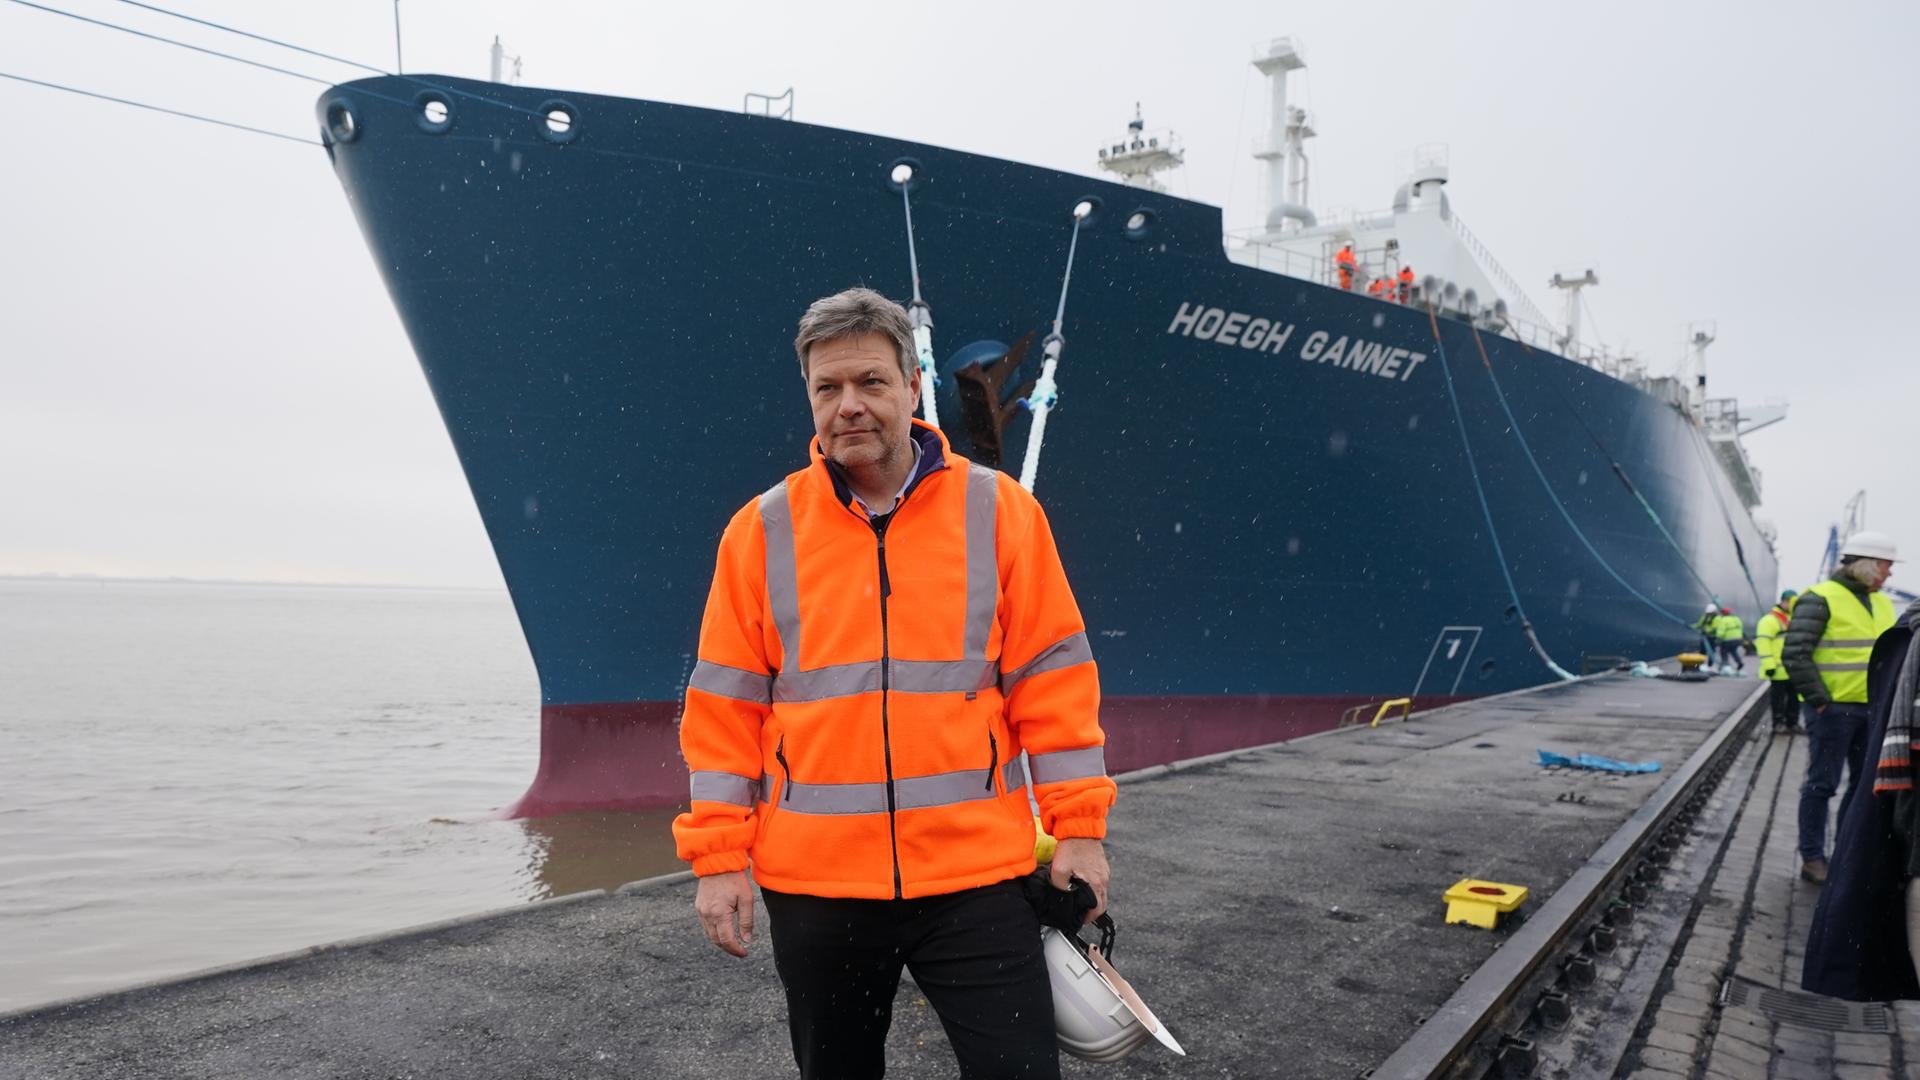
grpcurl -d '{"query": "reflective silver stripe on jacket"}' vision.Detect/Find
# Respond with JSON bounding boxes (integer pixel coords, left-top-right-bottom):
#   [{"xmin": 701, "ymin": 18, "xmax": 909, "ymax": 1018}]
[
  {"xmin": 1815, "ymin": 662, "xmax": 1871, "ymax": 672},
  {"xmin": 1815, "ymin": 638, "xmax": 1878, "ymax": 650},
  {"xmin": 893, "ymin": 659, "xmax": 999, "ymax": 695},
  {"xmin": 1000, "ymin": 631, "xmax": 1094, "ymax": 695},
  {"xmin": 1028, "ymin": 746, "xmax": 1107, "ymax": 785},
  {"xmin": 756, "ymin": 463, "xmax": 1012, "ymax": 704},
  {"xmin": 774, "ymin": 661, "xmax": 880, "ymax": 703},
  {"xmin": 767, "ymin": 761, "xmax": 1027, "ymax": 816},
  {"xmin": 770, "ymin": 658, "xmax": 1000, "ymax": 702},
  {"xmin": 688, "ymin": 660, "xmax": 773, "ymax": 704},
  {"xmin": 760, "ymin": 481, "xmax": 803, "ymax": 669},
  {"xmin": 689, "ymin": 770, "xmax": 761, "ymax": 807},
  {"xmin": 963, "ymin": 464, "xmax": 999, "ymax": 659}
]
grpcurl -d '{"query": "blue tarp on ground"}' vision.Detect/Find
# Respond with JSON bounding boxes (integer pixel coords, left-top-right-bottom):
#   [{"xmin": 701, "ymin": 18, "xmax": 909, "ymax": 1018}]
[{"xmin": 1536, "ymin": 749, "xmax": 1662, "ymax": 774}]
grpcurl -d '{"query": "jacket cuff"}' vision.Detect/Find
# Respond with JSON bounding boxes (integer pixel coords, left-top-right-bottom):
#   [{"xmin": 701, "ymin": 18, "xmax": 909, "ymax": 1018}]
[
  {"xmin": 1048, "ymin": 814, "xmax": 1107, "ymax": 841},
  {"xmin": 690, "ymin": 850, "xmax": 752, "ymax": 876}
]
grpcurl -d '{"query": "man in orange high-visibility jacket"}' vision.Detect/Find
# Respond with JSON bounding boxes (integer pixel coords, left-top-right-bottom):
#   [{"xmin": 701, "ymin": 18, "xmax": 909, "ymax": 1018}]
[
  {"xmin": 1335, "ymin": 242, "xmax": 1358, "ymax": 290},
  {"xmin": 1366, "ymin": 276, "xmax": 1389, "ymax": 300},
  {"xmin": 674, "ymin": 286, "xmax": 1116, "ymax": 1079},
  {"xmin": 1398, "ymin": 264, "xmax": 1415, "ymax": 304}
]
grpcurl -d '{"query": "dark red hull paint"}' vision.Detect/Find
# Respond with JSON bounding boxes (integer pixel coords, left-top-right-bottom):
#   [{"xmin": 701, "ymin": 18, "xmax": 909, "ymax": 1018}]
[{"xmin": 500, "ymin": 693, "xmax": 1472, "ymax": 818}]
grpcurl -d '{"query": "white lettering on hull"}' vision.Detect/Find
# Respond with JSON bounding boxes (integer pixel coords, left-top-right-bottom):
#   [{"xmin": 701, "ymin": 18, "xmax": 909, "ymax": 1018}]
[{"xmin": 1164, "ymin": 301, "xmax": 1426, "ymax": 382}]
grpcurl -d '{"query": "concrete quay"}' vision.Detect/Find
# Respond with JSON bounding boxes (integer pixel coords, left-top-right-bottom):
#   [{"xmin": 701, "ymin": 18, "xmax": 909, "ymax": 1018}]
[{"xmin": 2, "ymin": 672, "xmax": 1767, "ymax": 1079}]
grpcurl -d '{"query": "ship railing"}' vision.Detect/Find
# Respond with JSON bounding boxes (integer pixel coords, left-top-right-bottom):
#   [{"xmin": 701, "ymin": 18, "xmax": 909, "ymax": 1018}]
[
  {"xmin": 1448, "ymin": 212, "xmax": 1555, "ymax": 329},
  {"xmin": 1223, "ymin": 230, "xmax": 1335, "ymax": 284},
  {"xmin": 1098, "ymin": 128, "xmax": 1183, "ymax": 161},
  {"xmin": 1225, "ymin": 230, "xmax": 1642, "ymax": 387}
]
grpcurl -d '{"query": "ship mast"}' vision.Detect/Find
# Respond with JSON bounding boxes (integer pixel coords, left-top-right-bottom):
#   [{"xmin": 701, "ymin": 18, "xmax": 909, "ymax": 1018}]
[
  {"xmin": 488, "ymin": 36, "xmax": 523, "ymax": 84},
  {"xmin": 1687, "ymin": 324, "xmax": 1715, "ymax": 415},
  {"xmin": 1094, "ymin": 105, "xmax": 1184, "ymax": 193},
  {"xmin": 1548, "ymin": 269, "xmax": 1597, "ymax": 358},
  {"xmin": 1252, "ymin": 38, "xmax": 1315, "ymax": 234}
]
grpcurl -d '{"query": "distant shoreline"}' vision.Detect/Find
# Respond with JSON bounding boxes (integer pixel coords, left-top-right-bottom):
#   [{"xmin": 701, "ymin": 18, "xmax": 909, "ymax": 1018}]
[{"xmin": 0, "ymin": 573, "xmax": 504, "ymax": 594}]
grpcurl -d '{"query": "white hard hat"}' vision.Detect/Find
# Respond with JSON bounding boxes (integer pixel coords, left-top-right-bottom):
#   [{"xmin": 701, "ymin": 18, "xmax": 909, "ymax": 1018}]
[
  {"xmin": 1704, "ymin": 603, "xmax": 1719, "ymax": 614},
  {"xmin": 1041, "ymin": 927, "xmax": 1185, "ymax": 1062},
  {"xmin": 1840, "ymin": 530, "xmax": 1900, "ymax": 562}
]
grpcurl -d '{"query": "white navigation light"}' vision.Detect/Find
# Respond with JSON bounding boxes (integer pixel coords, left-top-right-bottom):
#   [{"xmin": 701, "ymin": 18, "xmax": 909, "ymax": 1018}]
[
  {"xmin": 891, "ymin": 163, "xmax": 914, "ymax": 185},
  {"xmin": 1073, "ymin": 200, "xmax": 1094, "ymax": 220}
]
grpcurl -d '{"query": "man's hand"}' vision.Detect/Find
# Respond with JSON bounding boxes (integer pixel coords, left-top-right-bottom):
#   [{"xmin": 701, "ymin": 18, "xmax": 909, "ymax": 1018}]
[
  {"xmin": 695, "ymin": 871, "xmax": 755, "ymax": 957},
  {"xmin": 1049, "ymin": 838, "xmax": 1110, "ymax": 923}
]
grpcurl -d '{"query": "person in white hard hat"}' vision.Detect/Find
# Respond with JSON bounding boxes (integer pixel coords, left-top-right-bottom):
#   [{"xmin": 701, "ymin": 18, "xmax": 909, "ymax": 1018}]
[
  {"xmin": 1784, "ymin": 531, "xmax": 1901, "ymax": 884},
  {"xmin": 1697, "ymin": 602, "xmax": 1722, "ymax": 657}
]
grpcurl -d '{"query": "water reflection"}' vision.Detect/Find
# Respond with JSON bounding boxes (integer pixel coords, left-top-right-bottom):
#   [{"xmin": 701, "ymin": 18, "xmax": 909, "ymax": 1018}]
[{"xmin": 516, "ymin": 806, "xmax": 687, "ymax": 899}]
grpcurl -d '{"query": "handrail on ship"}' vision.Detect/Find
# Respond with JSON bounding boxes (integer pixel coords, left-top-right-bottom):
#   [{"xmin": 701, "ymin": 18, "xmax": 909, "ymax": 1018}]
[
  {"xmin": 1447, "ymin": 212, "xmax": 1555, "ymax": 329},
  {"xmin": 1224, "ymin": 229, "xmax": 1648, "ymax": 384}
]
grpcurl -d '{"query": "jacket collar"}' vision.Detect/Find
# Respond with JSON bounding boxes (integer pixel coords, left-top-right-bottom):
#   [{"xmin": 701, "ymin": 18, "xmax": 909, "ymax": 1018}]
[{"xmin": 811, "ymin": 420, "xmax": 952, "ymax": 513}]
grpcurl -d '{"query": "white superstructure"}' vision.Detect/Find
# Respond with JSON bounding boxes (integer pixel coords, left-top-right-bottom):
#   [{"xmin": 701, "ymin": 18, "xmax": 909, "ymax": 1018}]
[
  {"xmin": 1095, "ymin": 105, "xmax": 1184, "ymax": 193},
  {"xmin": 1187, "ymin": 37, "xmax": 1786, "ymax": 511}
]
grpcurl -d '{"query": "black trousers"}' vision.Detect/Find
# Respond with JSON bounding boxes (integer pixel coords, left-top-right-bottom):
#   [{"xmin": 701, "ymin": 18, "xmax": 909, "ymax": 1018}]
[
  {"xmin": 1769, "ymin": 679, "xmax": 1800, "ymax": 728},
  {"xmin": 761, "ymin": 879, "xmax": 1058, "ymax": 1080}
]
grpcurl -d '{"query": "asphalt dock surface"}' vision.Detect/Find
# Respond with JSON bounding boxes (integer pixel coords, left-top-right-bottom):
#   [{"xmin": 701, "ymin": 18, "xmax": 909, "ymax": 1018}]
[{"xmin": 1, "ymin": 673, "xmax": 1759, "ymax": 1079}]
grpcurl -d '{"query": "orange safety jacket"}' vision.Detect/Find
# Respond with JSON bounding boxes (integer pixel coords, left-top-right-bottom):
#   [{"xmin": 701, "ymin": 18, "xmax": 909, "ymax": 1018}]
[
  {"xmin": 1366, "ymin": 278, "xmax": 1388, "ymax": 298},
  {"xmin": 1335, "ymin": 248, "xmax": 1358, "ymax": 285},
  {"xmin": 673, "ymin": 420, "xmax": 1116, "ymax": 899},
  {"xmin": 1397, "ymin": 266, "xmax": 1415, "ymax": 300}
]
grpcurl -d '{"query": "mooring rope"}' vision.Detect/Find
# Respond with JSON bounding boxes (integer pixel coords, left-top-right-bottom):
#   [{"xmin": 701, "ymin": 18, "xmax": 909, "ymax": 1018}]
[
  {"xmin": 1426, "ymin": 306, "xmax": 1577, "ymax": 682},
  {"xmin": 894, "ymin": 167, "xmax": 941, "ymax": 428},
  {"xmin": 1018, "ymin": 201, "xmax": 1091, "ymax": 493},
  {"xmin": 1465, "ymin": 325, "xmax": 1699, "ymax": 629}
]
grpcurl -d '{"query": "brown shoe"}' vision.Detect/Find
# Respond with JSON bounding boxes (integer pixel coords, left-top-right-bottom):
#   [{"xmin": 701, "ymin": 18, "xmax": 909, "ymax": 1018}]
[{"xmin": 1800, "ymin": 859, "xmax": 1828, "ymax": 884}]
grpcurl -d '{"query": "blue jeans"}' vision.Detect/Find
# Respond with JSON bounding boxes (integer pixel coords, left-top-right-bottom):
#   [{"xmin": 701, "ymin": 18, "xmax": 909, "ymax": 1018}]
[{"xmin": 1797, "ymin": 702, "xmax": 1872, "ymax": 862}]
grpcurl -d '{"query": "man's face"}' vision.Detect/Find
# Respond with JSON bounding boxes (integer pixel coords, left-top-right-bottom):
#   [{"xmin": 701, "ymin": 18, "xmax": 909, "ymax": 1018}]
[
  {"xmin": 1864, "ymin": 558, "xmax": 1894, "ymax": 589},
  {"xmin": 806, "ymin": 332, "xmax": 921, "ymax": 473}
]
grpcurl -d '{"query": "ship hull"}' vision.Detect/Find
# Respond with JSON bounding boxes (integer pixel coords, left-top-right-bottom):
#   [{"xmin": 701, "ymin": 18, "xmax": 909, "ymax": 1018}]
[{"xmin": 319, "ymin": 77, "xmax": 1776, "ymax": 812}]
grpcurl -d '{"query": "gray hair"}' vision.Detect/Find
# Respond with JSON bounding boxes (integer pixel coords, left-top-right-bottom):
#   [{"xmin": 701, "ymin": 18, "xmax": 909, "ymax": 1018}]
[{"xmin": 793, "ymin": 287, "xmax": 916, "ymax": 381}]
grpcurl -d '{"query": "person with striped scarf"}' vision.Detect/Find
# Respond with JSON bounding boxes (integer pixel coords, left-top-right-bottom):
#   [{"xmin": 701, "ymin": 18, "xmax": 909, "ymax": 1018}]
[{"xmin": 1802, "ymin": 597, "xmax": 1920, "ymax": 1002}]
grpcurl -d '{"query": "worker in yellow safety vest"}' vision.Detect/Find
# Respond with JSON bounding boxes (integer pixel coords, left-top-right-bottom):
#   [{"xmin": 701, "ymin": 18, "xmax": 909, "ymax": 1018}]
[
  {"xmin": 1754, "ymin": 590, "xmax": 1799, "ymax": 732},
  {"xmin": 1784, "ymin": 531, "xmax": 1901, "ymax": 884},
  {"xmin": 1711, "ymin": 606, "xmax": 1747, "ymax": 673}
]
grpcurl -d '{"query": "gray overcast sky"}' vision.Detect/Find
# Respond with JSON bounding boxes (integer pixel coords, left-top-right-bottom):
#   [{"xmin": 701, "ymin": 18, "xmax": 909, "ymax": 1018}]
[{"xmin": 2, "ymin": 0, "xmax": 1913, "ymax": 590}]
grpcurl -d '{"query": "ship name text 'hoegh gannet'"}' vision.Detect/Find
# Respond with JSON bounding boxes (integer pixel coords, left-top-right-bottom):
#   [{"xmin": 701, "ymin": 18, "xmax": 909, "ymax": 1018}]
[{"xmin": 1166, "ymin": 301, "xmax": 1430, "ymax": 382}]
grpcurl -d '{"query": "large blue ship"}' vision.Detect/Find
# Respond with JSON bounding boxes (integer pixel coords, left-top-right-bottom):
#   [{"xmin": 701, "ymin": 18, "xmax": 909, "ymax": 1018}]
[{"xmin": 316, "ymin": 41, "xmax": 1777, "ymax": 815}]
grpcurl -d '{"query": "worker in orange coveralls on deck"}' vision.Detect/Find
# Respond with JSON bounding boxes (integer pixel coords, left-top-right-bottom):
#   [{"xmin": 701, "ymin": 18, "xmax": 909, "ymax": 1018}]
[
  {"xmin": 1335, "ymin": 242, "xmax": 1358, "ymax": 290},
  {"xmin": 1398, "ymin": 265, "xmax": 1415, "ymax": 304},
  {"xmin": 1366, "ymin": 276, "xmax": 1389, "ymax": 300}
]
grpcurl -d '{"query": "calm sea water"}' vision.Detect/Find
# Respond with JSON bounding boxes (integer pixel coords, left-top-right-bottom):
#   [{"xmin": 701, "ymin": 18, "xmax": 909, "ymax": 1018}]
[{"xmin": 0, "ymin": 579, "xmax": 684, "ymax": 1013}]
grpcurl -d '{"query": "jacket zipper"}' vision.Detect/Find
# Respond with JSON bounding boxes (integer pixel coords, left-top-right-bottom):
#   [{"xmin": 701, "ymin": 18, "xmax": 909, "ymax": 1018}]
[
  {"xmin": 775, "ymin": 734, "xmax": 793, "ymax": 803},
  {"xmin": 873, "ymin": 512, "xmax": 904, "ymax": 899},
  {"xmin": 986, "ymin": 729, "xmax": 998, "ymax": 792}
]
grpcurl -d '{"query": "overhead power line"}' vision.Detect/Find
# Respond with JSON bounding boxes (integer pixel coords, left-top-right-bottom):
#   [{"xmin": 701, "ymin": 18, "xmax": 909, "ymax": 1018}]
[
  {"xmin": 114, "ymin": 0, "xmax": 386, "ymax": 74},
  {"xmin": 7, "ymin": 0, "xmax": 334, "ymax": 85},
  {"xmin": 0, "ymin": 69, "xmax": 319, "ymax": 145}
]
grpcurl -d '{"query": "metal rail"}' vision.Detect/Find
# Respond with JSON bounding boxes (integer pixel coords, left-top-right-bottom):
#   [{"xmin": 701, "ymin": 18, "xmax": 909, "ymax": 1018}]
[{"xmin": 1369, "ymin": 678, "xmax": 1769, "ymax": 1079}]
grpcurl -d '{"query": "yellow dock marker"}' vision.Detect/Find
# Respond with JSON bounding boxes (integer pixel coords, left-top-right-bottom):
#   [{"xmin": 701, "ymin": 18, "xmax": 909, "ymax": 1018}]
[
  {"xmin": 1443, "ymin": 879, "xmax": 1529, "ymax": 929},
  {"xmin": 1676, "ymin": 652, "xmax": 1709, "ymax": 672}
]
